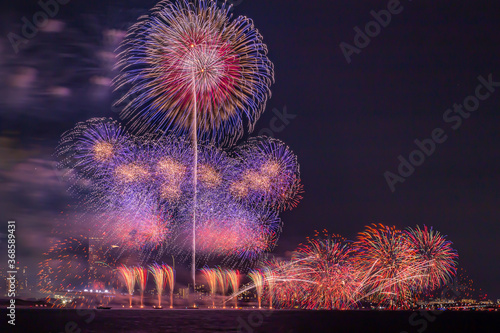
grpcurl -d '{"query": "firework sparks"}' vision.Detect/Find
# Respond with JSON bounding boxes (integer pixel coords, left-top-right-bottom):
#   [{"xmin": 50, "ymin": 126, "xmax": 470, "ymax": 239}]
[
  {"xmin": 226, "ymin": 269, "xmax": 240, "ymax": 308},
  {"xmin": 117, "ymin": 265, "xmax": 136, "ymax": 307},
  {"xmin": 353, "ymin": 224, "xmax": 417, "ymax": 307},
  {"xmin": 215, "ymin": 267, "xmax": 229, "ymax": 308},
  {"xmin": 248, "ymin": 270, "xmax": 265, "ymax": 308},
  {"xmin": 404, "ymin": 225, "xmax": 458, "ymax": 291},
  {"xmin": 232, "ymin": 137, "xmax": 303, "ymax": 211},
  {"xmin": 114, "ymin": 0, "xmax": 274, "ymax": 145},
  {"xmin": 134, "ymin": 267, "xmax": 148, "ymax": 308},
  {"xmin": 163, "ymin": 264, "xmax": 176, "ymax": 308},
  {"xmin": 149, "ymin": 263, "xmax": 167, "ymax": 307},
  {"xmin": 201, "ymin": 267, "xmax": 218, "ymax": 308}
]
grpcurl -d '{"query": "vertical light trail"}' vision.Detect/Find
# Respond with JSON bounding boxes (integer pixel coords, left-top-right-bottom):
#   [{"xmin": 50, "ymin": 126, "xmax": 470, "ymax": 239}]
[{"xmin": 191, "ymin": 67, "xmax": 198, "ymax": 293}]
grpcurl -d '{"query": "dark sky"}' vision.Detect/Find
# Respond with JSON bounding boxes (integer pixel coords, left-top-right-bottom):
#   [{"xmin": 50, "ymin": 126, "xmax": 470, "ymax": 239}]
[{"xmin": 0, "ymin": 0, "xmax": 499, "ymax": 299}]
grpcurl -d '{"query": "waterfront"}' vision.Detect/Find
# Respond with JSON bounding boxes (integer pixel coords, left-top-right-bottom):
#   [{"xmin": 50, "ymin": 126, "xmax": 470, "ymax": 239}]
[{"xmin": 2, "ymin": 309, "xmax": 499, "ymax": 333}]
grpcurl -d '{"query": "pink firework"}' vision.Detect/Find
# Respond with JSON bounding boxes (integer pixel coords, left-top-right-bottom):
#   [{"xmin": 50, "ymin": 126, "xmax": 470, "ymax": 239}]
[
  {"xmin": 404, "ymin": 225, "xmax": 458, "ymax": 291},
  {"xmin": 134, "ymin": 267, "xmax": 148, "ymax": 308},
  {"xmin": 353, "ymin": 224, "xmax": 418, "ymax": 308}
]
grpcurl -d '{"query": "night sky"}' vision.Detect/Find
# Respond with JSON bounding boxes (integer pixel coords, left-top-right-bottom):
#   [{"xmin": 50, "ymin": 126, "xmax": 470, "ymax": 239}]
[{"xmin": 1, "ymin": 0, "xmax": 499, "ymax": 299}]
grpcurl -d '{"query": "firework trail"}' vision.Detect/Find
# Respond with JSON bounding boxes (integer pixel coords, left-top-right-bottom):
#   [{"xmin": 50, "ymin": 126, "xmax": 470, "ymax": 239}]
[
  {"xmin": 149, "ymin": 263, "xmax": 166, "ymax": 307},
  {"xmin": 263, "ymin": 267, "xmax": 275, "ymax": 309},
  {"xmin": 215, "ymin": 267, "xmax": 229, "ymax": 308},
  {"xmin": 404, "ymin": 225, "xmax": 458, "ymax": 291},
  {"xmin": 114, "ymin": 0, "xmax": 274, "ymax": 144},
  {"xmin": 226, "ymin": 269, "xmax": 240, "ymax": 308},
  {"xmin": 201, "ymin": 267, "xmax": 218, "ymax": 307},
  {"xmin": 163, "ymin": 264, "xmax": 176, "ymax": 308},
  {"xmin": 134, "ymin": 267, "xmax": 148, "ymax": 308},
  {"xmin": 248, "ymin": 270, "xmax": 264, "ymax": 308},
  {"xmin": 117, "ymin": 265, "xmax": 136, "ymax": 307}
]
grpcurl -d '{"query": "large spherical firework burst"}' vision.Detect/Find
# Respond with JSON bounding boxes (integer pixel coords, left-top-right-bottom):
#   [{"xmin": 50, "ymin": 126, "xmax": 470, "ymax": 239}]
[
  {"xmin": 404, "ymin": 225, "xmax": 458, "ymax": 291},
  {"xmin": 353, "ymin": 223, "xmax": 418, "ymax": 307},
  {"xmin": 114, "ymin": 0, "xmax": 274, "ymax": 145},
  {"xmin": 57, "ymin": 118, "xmax": 132, "ymax": 179},
  {"xmin": 291, "ymin": 232, "xmax": 361, "ymax": 309},
  {"xmin": 231, "ymin": 137, "xmax": 303, "ymax": 211}
]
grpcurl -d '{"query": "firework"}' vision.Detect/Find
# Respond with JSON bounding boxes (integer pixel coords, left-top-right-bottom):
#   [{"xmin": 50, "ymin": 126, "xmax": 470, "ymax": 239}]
[
  {"xmin": 404, "ymin": 225, "xmax": 458, "ymax": 291},
  {"xmin": 163, "ymin": 264, "xmax": 176, "ymax": 308},
  {"xmin": 201, "ymin": 267, "xmax": 218, "ymax": 307},
  {"xmin": 149, "ymin": 263, "xmax": 167, "ymax": 307},
  {"xmin": 57, "ymin": 118, "xmax": 131, "ymax": 179},
  {"xmin": 38, "ymin": 236, "xmax": 89, "ymax": 295},
  {"xmin": 226, "ymin": 269, "xmax": 240, "ymax": 308},
  {"xmin": 215, "ymin": 267, "xmax": 229, "ymax": 308},
  {"xmin": 114, "ymin": 0, "xmax": 274, "ymax": 145},
  {"xmin": 263, "ymin": 266, "xmax": 275, "ymax": 309},
  {"xmin": 352, "ymin": 224, "xmax": 420, "ymax": 307},
  {"xmin": 134, "ymin": 267, "xmax": 148, "ymax": 308},
  {"xmin": 151, "ymin": 135, "xmax": 193, "ymax": 204},
  {"xmin": 98, "ymin": 194, "xmax": 173, "ymax": 261},
  {"xmin": 196, "ymin": 143, "xmax": 233, "ymax": 190},
  {"xmin": 291, "ymin": 232, "xmax": 362, "ymax": 309},
  {"xmin": 232, "ymin": 137, "xmax": 303, "ymax": 211},
  {"xmin": 248, "ymin": 270, "xmax": 264, "ymax": 308},
  {"xmin": 57, "ymin": 121, "xmax": 301, "ymax": 270},
  {"xmin": 184, "ymin": 192, "xmax": 282, "ymax": 263},
  {"xmin": 117, "ymin": 265, "xmax": 136, "ymax": 307}
]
